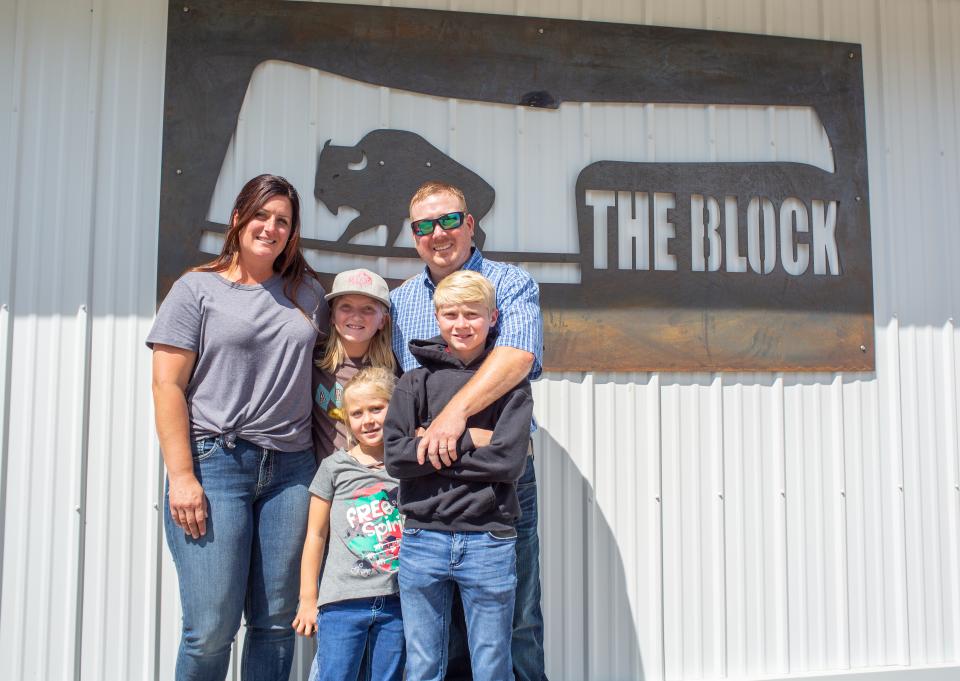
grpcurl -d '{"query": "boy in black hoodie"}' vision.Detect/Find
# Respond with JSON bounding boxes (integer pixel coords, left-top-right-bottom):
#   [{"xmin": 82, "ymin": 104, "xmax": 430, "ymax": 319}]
[{"xmin": 384, "ymin": 270, "xmax": 533, "ymax": 681}]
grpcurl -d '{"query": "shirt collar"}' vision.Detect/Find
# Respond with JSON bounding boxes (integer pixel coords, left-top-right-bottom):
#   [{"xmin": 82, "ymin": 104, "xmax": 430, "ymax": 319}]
[{"xmin": 420, "ymin": 247, "xmax": 485, "ymax": 292}]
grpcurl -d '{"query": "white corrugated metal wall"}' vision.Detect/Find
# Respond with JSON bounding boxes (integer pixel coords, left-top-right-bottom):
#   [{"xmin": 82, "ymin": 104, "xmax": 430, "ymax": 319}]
[{"xmin": 1, "ymin": 1, "xmax": 958, "ymax": 680}]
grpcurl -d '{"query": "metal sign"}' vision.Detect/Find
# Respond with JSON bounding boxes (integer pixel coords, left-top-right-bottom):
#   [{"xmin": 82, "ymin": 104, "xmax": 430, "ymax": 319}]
[{"xmin": 159, "ymin": 0, "xmax": 874, "ymax": 371}]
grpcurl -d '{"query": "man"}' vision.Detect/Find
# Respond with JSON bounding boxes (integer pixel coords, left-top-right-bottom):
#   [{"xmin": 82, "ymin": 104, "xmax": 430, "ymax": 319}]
[{"xmin": 391, "ymin": 180, "xmax": 547, "ymax": 681}]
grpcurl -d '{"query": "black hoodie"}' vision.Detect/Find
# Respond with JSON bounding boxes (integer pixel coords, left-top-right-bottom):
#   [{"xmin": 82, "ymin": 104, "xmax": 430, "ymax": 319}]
[{"xmin": 383, "ymin": 335, "xmax": 534, "ymax": 532}]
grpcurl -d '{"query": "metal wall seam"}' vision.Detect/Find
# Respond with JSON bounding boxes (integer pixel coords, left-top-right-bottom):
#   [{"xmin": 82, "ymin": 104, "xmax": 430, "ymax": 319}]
[
  {"xmin": 830, "ymin": 374, "xmax": 852, "ymax": 671},
  {"xmin": 79, "ymin": 0, "xmax": 169, "ymax": 677},
  {"xmin": 901, "ymin": 325, "xmax": 929, "ymax": 663},
  {"xmin": 722, "ymin": 377, "xmax": 749, "ymax": 677},
  {"xmin": 783, "ymin": 378, "xmax": 804, "ymax": 672},
  {"xmin": 842, "ymin": 374, "xmax": 868, "ymax": 668},
  {"xmin": 649, "ymin": 372, "xmax": 665, "ymax": 681},
  {"xmin": 69, "ymin": 0, "xmax": 106, "ymax": 675},
  {"xmin": 770, "ymin": 374, "xmax": 790, "ymax": 673},
  {"xmin": 722, "ymin": 375, "xmax": 741, "ymax": 672},
  {"xmin": 69, "ymin": 302, "xmax": 94, "ymax": 681},
  {"xmin": 929, "ymin": 0, "xmax": 960, "ymax": 316},
  {"xmin": 705, "ymin": 375, "xmax": 727, "ymax": 678},
  {"xmin": 0, "ymin": 300, "xmax": 11, "ymax": 645},
  {"xmin": 938, "ymin": 318, "xmax": 960, "ymax": 660},
  {"xmin": 533, "ymin": 374, "xmax": 589, "ymax": 681},
  {"xmin": 660, "ymin": 379, "xmax": 683, "ymax": 679},
  {"xmin": 0, "ymin": 0, "xmax": 25, "ymax": 662}
]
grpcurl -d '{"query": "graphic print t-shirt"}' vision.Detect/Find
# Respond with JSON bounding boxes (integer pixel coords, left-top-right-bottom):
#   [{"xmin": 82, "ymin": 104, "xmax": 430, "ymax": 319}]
[
  {"xmin": 309, "ymin": 448, "xmax": 402, "ymax": 607},
  {"xmin": 311, "ymin": 356, "xmax": 366, "ymax": 462}
]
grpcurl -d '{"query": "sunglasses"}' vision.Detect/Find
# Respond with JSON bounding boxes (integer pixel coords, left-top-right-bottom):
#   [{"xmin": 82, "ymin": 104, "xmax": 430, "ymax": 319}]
[{"xmin": 410, "ymin": 211, "xmax": 465, "ymax": 237}]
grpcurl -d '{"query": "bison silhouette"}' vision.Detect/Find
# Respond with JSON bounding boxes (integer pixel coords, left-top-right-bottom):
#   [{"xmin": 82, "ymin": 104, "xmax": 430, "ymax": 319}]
[{"xmin": 314, "ymin": 129, "xmax": 494, "ymax": 249}]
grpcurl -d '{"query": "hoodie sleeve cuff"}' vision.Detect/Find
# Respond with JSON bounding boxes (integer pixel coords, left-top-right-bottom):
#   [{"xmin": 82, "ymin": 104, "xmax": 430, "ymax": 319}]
[{"xmin": 457, "ymin": 429, "xmax": 475, "ymax": 455}]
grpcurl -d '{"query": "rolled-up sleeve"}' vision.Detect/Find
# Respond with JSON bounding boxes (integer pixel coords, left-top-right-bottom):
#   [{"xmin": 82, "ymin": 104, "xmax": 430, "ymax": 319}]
[{"xmin": 493, "ymin": 270, "xmax": 543, "ymax": 380}]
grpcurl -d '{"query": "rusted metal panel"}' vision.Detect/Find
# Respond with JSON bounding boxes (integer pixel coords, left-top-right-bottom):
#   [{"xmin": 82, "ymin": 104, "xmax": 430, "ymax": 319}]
[{"xmin": 159, "ymin": 0, "xmax": 873, "ymax": 372}]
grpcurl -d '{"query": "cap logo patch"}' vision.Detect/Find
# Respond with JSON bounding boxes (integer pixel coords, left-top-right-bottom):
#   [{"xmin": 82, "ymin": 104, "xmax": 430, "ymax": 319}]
[{"xmin": 349, "ymin": 271, "xmax": 373, "ymax": 288}]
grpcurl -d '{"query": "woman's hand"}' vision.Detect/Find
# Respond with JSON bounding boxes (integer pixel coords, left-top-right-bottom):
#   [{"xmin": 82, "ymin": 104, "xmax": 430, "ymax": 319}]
[
  {"xmin": 168, "ymin": 473, "xmax": 207, "ymax": 539},
  {"xmin": 153, "ymin": 345, "xmax": 205, "ymax": 537},
  {"xmin": 292, "ymin": 602, "xmax": 318, "ymax": 637}
]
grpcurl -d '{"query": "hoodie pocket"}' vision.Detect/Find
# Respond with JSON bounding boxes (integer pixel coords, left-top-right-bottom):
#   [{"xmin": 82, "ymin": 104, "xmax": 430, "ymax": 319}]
[{"xmin": 466, "ymin": 486, "xmax": 497, "ymax": 519}]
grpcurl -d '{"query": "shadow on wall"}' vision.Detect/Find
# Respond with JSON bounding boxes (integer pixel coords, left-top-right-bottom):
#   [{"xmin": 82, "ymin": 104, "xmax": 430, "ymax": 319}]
[{"xmin": 536, "ymin": 427, "xmax": 647, "ymax": 681}]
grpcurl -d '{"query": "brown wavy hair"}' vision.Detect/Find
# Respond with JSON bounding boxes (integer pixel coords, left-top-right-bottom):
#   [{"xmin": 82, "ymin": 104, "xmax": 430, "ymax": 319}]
[{"xmin": 193, "ymin": 174, "xmax": 320, "ymax": 313}]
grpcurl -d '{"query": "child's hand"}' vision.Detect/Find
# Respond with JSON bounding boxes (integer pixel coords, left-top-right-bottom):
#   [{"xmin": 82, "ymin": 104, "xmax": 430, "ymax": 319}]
[{"xmin": 291, "ymin": 602, "xmax": 318, "ymax": 637}]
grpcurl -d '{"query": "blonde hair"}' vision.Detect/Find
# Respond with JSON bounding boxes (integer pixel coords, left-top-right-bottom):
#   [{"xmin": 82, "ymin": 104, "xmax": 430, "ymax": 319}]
[
  {"xmin": 408, "ymin": 181, "xmax": 467, "ymax": 216},
  {"xmin": 342, "ymin": 367, "xmax": 397, "ymax": 444},
  {"xmin": 433, "ymin": 270, "xmax": 496, "ymax": 313},
  {"xmin": 316, "ymin": 297, "xmax": 397, "ymax": 373}
]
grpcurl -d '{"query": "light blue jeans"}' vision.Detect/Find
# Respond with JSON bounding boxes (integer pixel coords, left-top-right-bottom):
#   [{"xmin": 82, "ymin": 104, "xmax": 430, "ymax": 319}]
[
  {"xmin": 446, "ymin": 454, "xmax": 548, "ymax": 681},
  {"xmin": 164, "ymin": 436, "xmax": 315, "ymax": 681},
  {"xmin": 309, "ymin": 595, "xmax": 404, "ymax": 681},
  {"xmin": 399, "ymin": 528, "xmax": 517, "ymax": 681}
]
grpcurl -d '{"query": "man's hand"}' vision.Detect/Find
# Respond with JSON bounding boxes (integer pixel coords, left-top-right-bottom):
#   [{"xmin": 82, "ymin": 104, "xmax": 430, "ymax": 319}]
[
  {"xmin": 417, "ymin": 405, "xmax": 467, "ymax": 469},
  {"xmin": 414, "ymin": 346, "xmax": 534, "ymax": 469}
]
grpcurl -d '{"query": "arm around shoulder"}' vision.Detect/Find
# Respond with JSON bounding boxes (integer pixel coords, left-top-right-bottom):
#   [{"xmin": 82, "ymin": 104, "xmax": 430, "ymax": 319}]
[{"xmin": 493, "ymin": 267, "xmax": 543, "ymax": 380}]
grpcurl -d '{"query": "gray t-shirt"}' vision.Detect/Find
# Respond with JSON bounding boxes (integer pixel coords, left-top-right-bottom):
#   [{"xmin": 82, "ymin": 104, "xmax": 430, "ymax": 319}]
[
  {"xmin": 146, "ymin": 271, "xmax": 328, "ymax": 451},
  {"xmin": 310, "ymin": 449, "xmax": 402, "ymax": 607}
]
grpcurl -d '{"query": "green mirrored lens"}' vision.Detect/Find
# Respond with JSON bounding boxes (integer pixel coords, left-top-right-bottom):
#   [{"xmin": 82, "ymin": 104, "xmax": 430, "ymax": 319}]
[
  {"xmin": 412, "ymin": 220, "xmax": 435, "ymax": 236},
  {"xmin": 437, "ymin": 213, "xmax": 462, "ymax": 229}
]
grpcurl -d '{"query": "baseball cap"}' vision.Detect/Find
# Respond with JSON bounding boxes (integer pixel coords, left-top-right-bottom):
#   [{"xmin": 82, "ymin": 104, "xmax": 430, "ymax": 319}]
[{"xmin": 325, "ymin": 268, "xmax": 391, "ymax": 308}]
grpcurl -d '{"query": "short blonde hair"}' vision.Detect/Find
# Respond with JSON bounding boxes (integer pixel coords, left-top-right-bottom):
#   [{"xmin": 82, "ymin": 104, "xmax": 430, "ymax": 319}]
[
  {"xmin": 342, "ymin": 367, "xmax": 397, "ymax": 444},
  {"xmin": 408, "ymin": 181, "xmax": 466, "ymax": 217},
  {"xmin": 433, "ymin": 270, "xmax": 496, "ymax": 313}
]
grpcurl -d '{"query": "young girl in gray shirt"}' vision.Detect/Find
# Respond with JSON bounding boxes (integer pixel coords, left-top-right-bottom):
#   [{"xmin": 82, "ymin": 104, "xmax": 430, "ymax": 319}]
[{"xmin": 292, "ymin": 367, "xmax": 404, "ymax": 681}]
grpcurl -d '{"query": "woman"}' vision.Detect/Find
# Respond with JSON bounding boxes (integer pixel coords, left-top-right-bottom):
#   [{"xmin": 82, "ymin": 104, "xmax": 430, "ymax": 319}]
[{"xmin": 148, "ymin": 174, "xmax": 329, "ymax": 681}]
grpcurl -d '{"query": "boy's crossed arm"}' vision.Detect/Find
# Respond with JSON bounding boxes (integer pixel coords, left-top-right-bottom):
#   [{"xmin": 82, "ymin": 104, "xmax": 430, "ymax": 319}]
[{"xmin": 384, "ymin": 383, "xmax": 533, "ymax": 484}]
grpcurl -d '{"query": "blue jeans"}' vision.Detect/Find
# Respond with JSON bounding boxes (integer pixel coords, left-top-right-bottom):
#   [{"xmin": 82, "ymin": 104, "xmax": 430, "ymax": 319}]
[
  {"xmin": 309, "ymin": 595, "xmax": 404, "ymax": 681},
  {"xmin": 399, "ymin": 528, "xmax": 517, "ymax": 681},
  {"xmin": 164, "ymin": 436, "xmax": 315, "ymax": 681},
  {"xmin": 513, "ymin": 455, "xmax": 547, "ymax": 681},
  {"xmin": 445, "ymin": 455, "xmax": 548, "ymax": 681}
]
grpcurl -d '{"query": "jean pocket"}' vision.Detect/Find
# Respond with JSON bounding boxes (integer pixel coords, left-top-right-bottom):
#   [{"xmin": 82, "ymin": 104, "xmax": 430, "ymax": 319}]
[
  {"xmin": 191, "ymin": 437, "xmax": 221, "ymax": 462},
  {"xmin": 402, "ymin": 527, "xmax": 422, "ymax": 537},
  {"xmin": 486, "ymin": 528, "xmax": 518, "ymax": 541}
]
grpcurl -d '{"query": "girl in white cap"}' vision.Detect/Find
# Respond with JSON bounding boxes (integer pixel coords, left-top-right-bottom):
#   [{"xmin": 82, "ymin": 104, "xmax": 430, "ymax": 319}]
[
  {"xmin": 295, "ymin": 268, "xmax": 401, "ymax": 680},
  {"xmin": 309, "ymin": 268, "xmax": 397, "ymax": 464}
]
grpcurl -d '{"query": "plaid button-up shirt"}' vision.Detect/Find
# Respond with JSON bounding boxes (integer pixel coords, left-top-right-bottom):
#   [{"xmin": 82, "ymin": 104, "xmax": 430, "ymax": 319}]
[{"xmin": 390, "ymin": 248, "xmax": 544, "ymax": 379}]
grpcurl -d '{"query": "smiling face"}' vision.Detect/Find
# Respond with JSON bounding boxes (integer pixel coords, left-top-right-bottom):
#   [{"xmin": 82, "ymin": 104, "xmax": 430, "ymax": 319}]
[
  {"xmin": 436, "ymin": 301, "xmax": 499, "ymax": 365},
  {"xmin": 236, "ymin": 195, "xmax": 293, "ymax": 270},
  {"xmin": 410, "ymin": 191, "xmax": 475, "ymax": 282},
  {"xmin": 331, "ymin": 294, "xmax": 387, "ymax": 357},
  {"xmin": 344, "ymin": 385, "xmax": 389, "ymax": 451}
]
